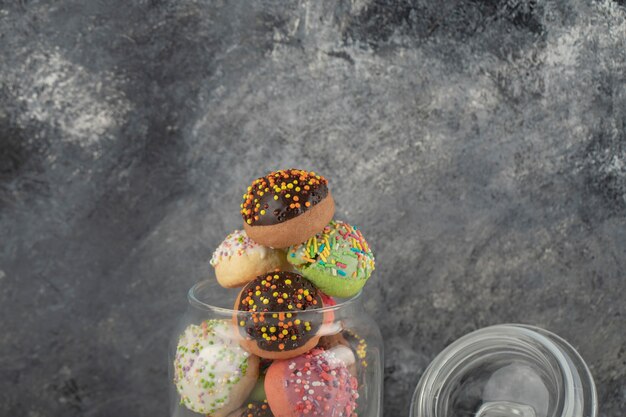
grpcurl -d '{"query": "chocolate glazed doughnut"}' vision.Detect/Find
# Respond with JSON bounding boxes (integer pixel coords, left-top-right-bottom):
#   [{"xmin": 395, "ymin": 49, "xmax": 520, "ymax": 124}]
[
  {"xmin": 234, "ymin": 271, "xmax": 329, "ymax": 360},
  {"xmin": 226, "ymin": 401, "xmax": 274, "ymax": 417},
  {"xmin": 241, "ymin": 169, "xmax": 335, "ymax": 248}
]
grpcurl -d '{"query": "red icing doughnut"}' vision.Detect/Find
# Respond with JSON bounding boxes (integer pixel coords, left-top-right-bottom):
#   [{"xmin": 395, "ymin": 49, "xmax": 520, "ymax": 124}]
[{"xmin": 265, "ymin": 348, "xmax": 359, "ymax": 417}]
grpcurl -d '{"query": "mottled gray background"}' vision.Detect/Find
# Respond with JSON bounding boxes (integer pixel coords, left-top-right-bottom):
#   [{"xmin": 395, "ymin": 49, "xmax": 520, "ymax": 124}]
[{"xmin": 1, "ymin": 0, "xmax": 625, "ymax": 416}]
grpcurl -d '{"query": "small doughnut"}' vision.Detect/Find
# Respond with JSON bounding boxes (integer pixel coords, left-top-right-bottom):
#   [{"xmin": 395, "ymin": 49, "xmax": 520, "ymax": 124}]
[
  {"xmin": 287, "ymin": 221, "xmax": 375, "ymax": 297},
  {"xmin": 265, "ymin": 347, "xmax": 359, "ymax": 417},
  {"xmin": 247, "ymin": 374, "xmax": 267, "ymax": 402},
  {"xmin": 173, "ymin": 320, "xmax": 260, "ymax": 416},
  {"xmin": 241, "ymin": 169, "xmax": 335, "ymax": 248},
  {"xmin": 317, "ymin": 292, "xmax": 342, "ymax": 337},
  {"xmin": 227, "ymin": 401, "xmax": 275, "ymax": 417},
  {"xmin": 234, "ymin": 271, "xmax": 330, "ymax": 360},
  {"xmin": 211, "ymin": 230, "xmax": 291, "ymax": 288}
]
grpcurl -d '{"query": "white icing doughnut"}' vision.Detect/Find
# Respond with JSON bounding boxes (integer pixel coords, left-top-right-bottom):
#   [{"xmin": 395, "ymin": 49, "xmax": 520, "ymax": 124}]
[
  {"xmin": 173, "ymin": 320, "xmax": 259, "ymax": 416},
  {"xmin": 210, "ymin": 230, "xmax": 291, "ymax": 288},
  {"xmin": 210, "ymin": 230, "xmax": 269, "ymax": 267}
]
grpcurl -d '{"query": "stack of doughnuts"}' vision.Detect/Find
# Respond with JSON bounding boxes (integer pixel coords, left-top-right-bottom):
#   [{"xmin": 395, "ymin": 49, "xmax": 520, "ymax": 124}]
[{"xmin": 173, "ymin": 169, "xmax": 376, "ymax": 417}]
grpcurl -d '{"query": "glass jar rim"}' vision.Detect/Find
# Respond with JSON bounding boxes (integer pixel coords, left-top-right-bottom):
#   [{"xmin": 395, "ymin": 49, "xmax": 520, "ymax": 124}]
[
  {"xmin": 410, "ymin": 324, "xmax": 598, "ymax": 417},
  {"xmin": 187, "ymin": 279, "xmax": 363, "ymax": 314}
]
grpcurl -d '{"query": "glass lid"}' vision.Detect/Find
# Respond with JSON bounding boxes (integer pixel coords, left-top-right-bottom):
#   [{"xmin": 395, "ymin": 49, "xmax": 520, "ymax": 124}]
[{"xmin": 410, "ymin": 324, "xmax": 597, "ymax": 417}]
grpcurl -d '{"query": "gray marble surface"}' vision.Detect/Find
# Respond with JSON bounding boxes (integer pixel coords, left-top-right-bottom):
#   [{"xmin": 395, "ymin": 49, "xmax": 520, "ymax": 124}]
[{"xmin": 1, "ymin": 1, "xmax": 625, "ymax": 416}]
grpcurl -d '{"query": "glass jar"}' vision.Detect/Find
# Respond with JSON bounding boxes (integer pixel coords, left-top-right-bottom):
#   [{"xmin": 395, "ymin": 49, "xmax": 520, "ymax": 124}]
[
  {"xmin": 410, "ymin": 324, "xmax": 597, "ymax": 417},
  {"xmin": 169, "ymin": 278, "xmax": 383, "ymax": 417}
]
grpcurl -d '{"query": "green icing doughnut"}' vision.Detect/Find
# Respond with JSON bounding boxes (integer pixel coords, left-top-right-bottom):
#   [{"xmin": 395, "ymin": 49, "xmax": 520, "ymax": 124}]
[
  {"xmin": 246, "ymin": 375, "xmax": 266, "ymax": 402},
  {"xmin": 287, "ymin": 220, "xmax": 375, "ymax": 297}
]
